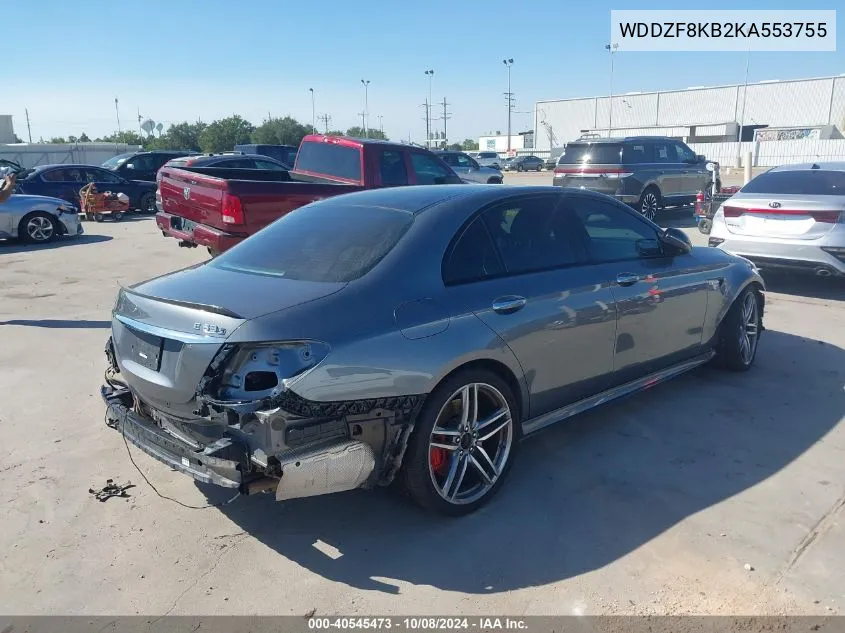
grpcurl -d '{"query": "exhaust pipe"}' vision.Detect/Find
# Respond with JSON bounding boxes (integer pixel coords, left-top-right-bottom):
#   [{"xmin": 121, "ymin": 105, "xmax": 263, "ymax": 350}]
[
  {"xmin": 274, "ymin": 440, "xmax": 375, "ymax": 502},
  {"xmin": 815, "ymin": 268, "xmax": 832, "ymax": 277}
]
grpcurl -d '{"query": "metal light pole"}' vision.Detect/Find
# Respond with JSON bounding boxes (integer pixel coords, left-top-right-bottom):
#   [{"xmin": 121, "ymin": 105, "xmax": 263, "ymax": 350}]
[
  {"xmin": 114, "ymin": 98, "xmax": 121, "ymax": 135},
  {"xmin": 309, "ymin": 88, "xmax": 316, "ymax": 134},
  {"xmin": 424, "ymin": 70, "xmax": 434, "ymax": 147},
  {"xmin": 361, "ymin": 80, "xmax": 370, "ymax": 137},
  {"xmin": 503, "ymin": 59, "xmax": 514, "ymax": 153},
  {"xmin": 738, "ymin": 50, "xmax": 751, "ymax": 142},
  {"xmin": 605, "ymin": 43, "xmax": 618, "ymax": 135},
  {"xmin": 378, "ymin": 115, "xmax": 384, "ymax": 135}
]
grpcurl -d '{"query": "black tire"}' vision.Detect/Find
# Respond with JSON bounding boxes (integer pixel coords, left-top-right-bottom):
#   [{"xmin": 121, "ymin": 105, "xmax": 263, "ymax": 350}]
[
  {"xmin": 112, "ymin": 212, "xmax": 123, "ymax": 221},
  {"xmin": 18, "ymin": 211, "xmax": 58, "ymax": 244},
  {"xmin": 402, "ymin": 368, "xmax": 520, "ymax": 516},
  {"xmin": 94, "ymin": 213, "xmax": 105, "ymax": 223},
  {"xmin": 715, "ymin": 286, "xmax": 762, "ymax": 371},
  {"xmin": 536, "ymin": 163, "xmax": 542, "ymax": 172},
  {"xmin": 638, "ymin": 186, "xmax": 661, "ymax": 221},
  {"xmin": 139, "ymin": 192, "xmax": 155, "ymax": 214}
]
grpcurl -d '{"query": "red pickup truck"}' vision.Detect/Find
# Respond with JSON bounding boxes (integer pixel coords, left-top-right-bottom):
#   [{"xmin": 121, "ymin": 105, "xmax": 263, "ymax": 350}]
[{"xmin": 155, "ymin": 135, "xmax": 463, "ymax": 256}]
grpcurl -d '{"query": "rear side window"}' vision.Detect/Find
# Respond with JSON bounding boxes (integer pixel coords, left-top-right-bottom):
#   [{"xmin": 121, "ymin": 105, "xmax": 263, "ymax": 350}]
[
  {"xmin": 741, "ymin": 170, "xmax": 845, "ymax": 195},
  {"xmin": 379, "ymin": 150, "xmax": 409, "ymax": 186},
  {"xmin": 560, "ymin": 143, "xmax": 622, "ymax": 165},
  {"xmin": 443, "ymin": 218, "xmax": 504, "ymax": 285},
  {"xmin": 653, "ymin": 142, "xmax": 674, "ymax": 163},
  {"xmin": 211, "ymin": 201, "xmax": 412, "ymax": 282},
  {"xmin": 623, "ymin": 143, "xmax": 654, "ymax": 164},
  {"xmin": 295, "ymin": 142, "xmax": 362, "ymax": 182}
]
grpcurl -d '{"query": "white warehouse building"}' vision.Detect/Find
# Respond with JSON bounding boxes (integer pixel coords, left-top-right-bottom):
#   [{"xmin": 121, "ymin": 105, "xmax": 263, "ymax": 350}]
[{"xmin": 533, "ymin": 74, "xmax": 845, "ymax": 152}]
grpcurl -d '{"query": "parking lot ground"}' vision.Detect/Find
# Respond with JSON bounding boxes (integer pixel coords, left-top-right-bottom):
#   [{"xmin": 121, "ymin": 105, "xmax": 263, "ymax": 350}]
[{"xmin": 1, "ymin": 216, "xmax": 844, "ymax": 616}]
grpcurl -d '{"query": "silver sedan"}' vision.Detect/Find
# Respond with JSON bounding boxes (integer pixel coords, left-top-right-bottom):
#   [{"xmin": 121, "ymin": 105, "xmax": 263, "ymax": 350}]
[
  {"xmin": 0, "ymin": 194, "xmax": 83, "ymax": 243},
  {"xmin": 435, "ymin": 151, "xmax": 504, "ymax": 184},
  {"xmin": 102, "ymin": 185, "xmax": 764, "ymax": 516},
  {"xmin": 708, "ymin": 162, "xmax": 845, "ymax": 277}
]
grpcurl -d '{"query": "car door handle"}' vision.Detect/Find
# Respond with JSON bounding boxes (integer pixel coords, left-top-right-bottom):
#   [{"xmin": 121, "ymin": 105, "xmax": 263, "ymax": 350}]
[
  {"xmin": 616, "ymin": 273, "xmax": 640, "ymax": 287},
  {"xmin": 492, "ymin": 296, "xmax": 527, "ymax": 314}
]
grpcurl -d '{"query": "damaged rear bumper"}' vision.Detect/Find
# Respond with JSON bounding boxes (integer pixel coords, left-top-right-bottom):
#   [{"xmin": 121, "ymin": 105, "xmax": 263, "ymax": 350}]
[
  {"xmin": 102, "ymin": 383, "xmax": 246, "ymax": 488},
  {"xmin": 101, "ymin": 375, "xmax": 425, "ymax": 501}
]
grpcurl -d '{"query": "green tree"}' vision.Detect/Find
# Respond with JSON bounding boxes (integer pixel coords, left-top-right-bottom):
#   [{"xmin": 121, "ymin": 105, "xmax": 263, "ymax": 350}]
[
  {"xmin": 344, "ymin": 126, "xmax": 388, "ymax": 140},
  {"xmin": 447, "ymin": 143, "xmax": 462, "ymax": 151},
  {"xmin": 98, "ymin": 131, "xmax": 146, "ymax": 146},
  {"xmin": 460, "ymin": 138, "xmax": 479, "ymax": 151},
  {"xmin": 162, "ymin": 121, "xmax": 207, "ymax": 151},
  {"xmin": 251, "ymin": 116, "xmax": 310, "ymax": 146},
  {"xmin": 198, "ymin": 115, "xmax": 254, "ymax": 153},
  {"xmin": 49, "ymin": 137, "xmax": 66, "ymax": 144},
  {"xmin": 79, "ymin": 132, "xmax": 91, "ymax": 142},
  {"xmin": 325, "ymin": 129, "xmax": 345, "ymax": 137}
]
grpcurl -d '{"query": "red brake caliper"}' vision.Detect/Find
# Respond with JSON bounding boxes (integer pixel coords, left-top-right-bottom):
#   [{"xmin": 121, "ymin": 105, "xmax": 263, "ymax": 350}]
[{"xmin": 430, "ymin": 445, "xmax": 449, "ymax": 474}]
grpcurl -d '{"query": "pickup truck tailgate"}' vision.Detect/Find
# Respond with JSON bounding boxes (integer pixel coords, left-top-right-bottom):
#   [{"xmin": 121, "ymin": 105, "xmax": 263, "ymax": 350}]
[{"xmin": 159, "ymin": 168, "xmax": 229, "ymax": 230}]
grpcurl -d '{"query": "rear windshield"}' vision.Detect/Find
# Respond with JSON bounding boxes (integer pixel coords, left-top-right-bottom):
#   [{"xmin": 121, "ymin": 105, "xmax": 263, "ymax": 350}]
[
  {"xmin": 477, "ymin": 152, "xmax": 498, "ymax": 159},
  {"xmin": 560, "ymin": 143, "xmax": 623, "ymax": 165},
  {"xmin": 295, "ymin": 142, "xmax": 362, "ymax": 182},
  {"xmin": 741, "ymin": 170, "xmax": 845, "ymax": 196},
  {"xmin": 210, "ymin": 202, "xmax": 412, "ymax": 282}
]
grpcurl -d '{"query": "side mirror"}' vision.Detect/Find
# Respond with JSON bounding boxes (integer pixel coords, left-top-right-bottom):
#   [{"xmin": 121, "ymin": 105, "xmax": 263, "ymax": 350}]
[
  {"xmin": 660, "ymin": 227, "xmax": 692, "ymax": 255},
  {"xmin": 696, "ymin": 154, "xmax": 706, "ymax": 162},
  {"xmin": 636, "ymin": 238, "xmax": 663, "ymax": 258},
  {"xmin": 125, "ymin": 162, "xmax": 136, "ymax": 170}
]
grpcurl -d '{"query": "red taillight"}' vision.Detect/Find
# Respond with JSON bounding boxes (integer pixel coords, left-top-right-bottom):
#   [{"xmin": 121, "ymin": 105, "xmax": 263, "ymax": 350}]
[
  {"xmin": 696, "ymin": 191, "xmax": 704, "ymax": 203},
  {"xmin": 721, "ymin": 206, "xmax": 842, "ymax": 223},
  {"xmin": 221, "ymin": 193, "xmax": 244, "ymax": 225}
]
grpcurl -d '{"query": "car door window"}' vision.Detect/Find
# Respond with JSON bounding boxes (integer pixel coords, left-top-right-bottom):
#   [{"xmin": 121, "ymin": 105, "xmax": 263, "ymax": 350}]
[
  {"xmin": 379, "ymin": 150, "xmax": 409, "ymax": 186},
  {"xmin": 255, "ymin": 160, "xmax": 286, "ymax": 171},
  {"xmin": 481, "ymin": 195, "xmax": 582, "ymax": 274},
  {"xmin": 222, "ymin": 158, "xmax": 256, "ymax": 168},
  {"xmin": 41, "ymin": 169, "xmax": 73, "ymax": 182},
  {"xmin": 570, "ymin": 199, "xmax": 662, "ymax": 263},
  {"xmin": 674, "ymin": 142, "xmax": 697, "ymax": 163},
  {"xmin": 411, "ymin": 153, "xmax": 453, "ymax": 185},
  {"xmin": 125, "ymin": 155, "xmax": 155, "ymax": 172},
  {"xmin": 442, "ymin": 217, "xmax": 504, "ymax": 285},
  {"xmin": 439, "ymin": 153, "xmax": 459, "ymax": 167},
  {"xmin": 653, "ymin": 142, "xmax": 674, "ymax": 164},
  {"xmin": 84, "ymin": 168, "xmax": 122, "ymax": 183},
  {"xmin": 456, "ymin": 154, "xmax": 475, "ymax": 168}
]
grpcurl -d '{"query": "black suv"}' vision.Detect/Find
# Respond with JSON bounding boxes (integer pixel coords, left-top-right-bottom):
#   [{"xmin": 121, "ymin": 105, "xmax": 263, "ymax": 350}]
[
  {"xmin": 552, "ymin": 136, "xmax": 716, "ymax": 220},
  {"xmin": 102, "ymin": 150, "xmax": 198, "ymax": 182}
]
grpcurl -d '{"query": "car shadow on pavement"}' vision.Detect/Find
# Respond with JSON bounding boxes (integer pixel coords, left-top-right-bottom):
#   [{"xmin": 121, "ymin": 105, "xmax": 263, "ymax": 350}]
[
  {"xmin": 657, "ymin": 206, "xmax": 697, "ymax": 229},
  {"xmin": 205, "ymin": 329, "xmax": 845, "ymax": 595},
  {"xmin": 0, "ymin": 234, "xmax": 112, "ymax": 255},
  {"xmin": 760, "ymin": 271, "xmax": 845, "ymax": 302},
  {"xmin": 0, "ymin": 319, "xmax": 111, "ymax": 328}
]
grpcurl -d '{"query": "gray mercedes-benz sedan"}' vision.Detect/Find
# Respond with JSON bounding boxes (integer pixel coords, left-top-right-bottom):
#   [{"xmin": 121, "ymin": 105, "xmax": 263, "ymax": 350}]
[{"xmin": 102, "ymin": 185, "xmax": 765, "ymax": 515}]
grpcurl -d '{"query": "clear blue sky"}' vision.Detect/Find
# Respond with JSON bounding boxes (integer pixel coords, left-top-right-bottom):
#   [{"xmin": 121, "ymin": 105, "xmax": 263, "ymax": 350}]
[{"xmin": 6, "ymin": 0, "xmax": 843, "ymax": 143}]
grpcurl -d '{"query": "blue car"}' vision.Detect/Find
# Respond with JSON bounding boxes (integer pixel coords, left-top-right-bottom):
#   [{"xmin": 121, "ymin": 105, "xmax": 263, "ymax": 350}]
[{"xmin": 14, "ymin": 164, "xmax": 159, "ymax": 213}]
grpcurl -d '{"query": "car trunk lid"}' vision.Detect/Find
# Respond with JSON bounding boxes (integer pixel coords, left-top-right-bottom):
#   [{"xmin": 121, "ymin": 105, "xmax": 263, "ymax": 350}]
[
  {"xmin": 720, "ymin": 194, "xmax": 845, "ymax": 240},
  {"xmin": 112, "ymin": 264, "xmax": 345, "ymax": 417}
]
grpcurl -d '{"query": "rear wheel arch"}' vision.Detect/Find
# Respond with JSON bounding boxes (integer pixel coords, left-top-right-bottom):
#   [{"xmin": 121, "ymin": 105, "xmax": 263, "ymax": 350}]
[{"xmin": 427, "ymin": 358, "xmax": 526, "ymax": 426}]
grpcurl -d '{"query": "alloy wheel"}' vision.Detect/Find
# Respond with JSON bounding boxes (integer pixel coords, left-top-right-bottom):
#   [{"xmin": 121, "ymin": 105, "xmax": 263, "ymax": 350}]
[
  {"xmin": 27, "ymin": 216, "xmax": 54, "ymax": 242},
  {"xmin": 640, "ymin": 191, "xmax": 658, "ymax": 221},
  {"xmin": 739, "ymin": 292, "xmax": 759, "ymax": 365},
  {"xmin": 428, "ymin": 383, "xmax": 513, "ymax": 505}
]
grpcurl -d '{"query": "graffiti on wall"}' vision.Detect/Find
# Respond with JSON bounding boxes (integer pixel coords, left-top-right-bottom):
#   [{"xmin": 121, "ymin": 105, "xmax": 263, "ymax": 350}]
[{"xmin": 755, "ymin": 128, "xmax": 821, "ymax": 142}]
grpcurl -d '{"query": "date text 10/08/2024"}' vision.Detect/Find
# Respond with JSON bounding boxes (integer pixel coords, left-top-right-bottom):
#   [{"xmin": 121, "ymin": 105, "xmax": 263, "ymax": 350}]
[{"xmin": 307, "ymin": 617, "xmax": 528, "ymax": 631}]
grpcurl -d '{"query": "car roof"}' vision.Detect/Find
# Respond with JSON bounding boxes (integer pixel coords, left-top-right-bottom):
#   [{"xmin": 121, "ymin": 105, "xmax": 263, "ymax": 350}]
[
  {"xmin": 314, "ymin": 184, "xmax": 599, "ymax": 216},
  {"xmin": 768, "ymin": 161, "xmax": 845, "ymax": 172},
  {"xmin": 301, "ymin": 134, "xmax": 418, "ymax": 151},
  {"xmin": 571, "ymin": 136, "xmax": 675, "ymax": 144},
  {"xmin": 31, "ymin": 164, "xmax": 108, "ymax": 171}
]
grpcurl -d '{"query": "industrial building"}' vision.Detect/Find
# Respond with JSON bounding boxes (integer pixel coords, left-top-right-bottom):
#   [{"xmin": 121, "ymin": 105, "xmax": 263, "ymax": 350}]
[
  {"xmin": 0, "ymin": 115, "xmax": 17, "ymax": 144},
  {"xmin": 531, "ymin": 74, "xmax": 845, "ymax": 153}
]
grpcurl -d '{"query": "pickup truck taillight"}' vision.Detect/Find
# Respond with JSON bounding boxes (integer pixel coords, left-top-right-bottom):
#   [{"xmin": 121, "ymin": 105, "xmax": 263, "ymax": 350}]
[{"xmin": 221, "ymin": 193, "xmax": 245, "ymax": 225}]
